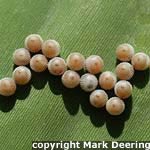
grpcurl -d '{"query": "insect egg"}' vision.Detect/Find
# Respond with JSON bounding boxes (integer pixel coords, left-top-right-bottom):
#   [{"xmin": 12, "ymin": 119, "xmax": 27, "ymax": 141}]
[
  {"xmin": 0, "ymin": 78, "xmax": 16, "ymax": 96},
  {"xmin": 90, "ymin": 89, "xmax": 108, "ymax": 108},
  {"xmin": 25, "ymin": 34, "xmax": 43, "ymax": 53},
  {"xmin": 42, "ymin": 40, "xmax": 60, "ymax": 58},
  {"xmin": 99, "ymin": 71, "xmax": 117, "ymax": 90},
  {"xmin": 116, "ymin": 43, "xmax": 134, "ymax": 61},
  {"xmin": 114, "ymin": 80, "xmax": 132, "ymax": 99},
  {"xmin": 61, "ymin": 70, "xmax": 80, "ymax": 88},
  {"xmin": 85, "ymin": 55, "xmax": 104, "ymax": 74},
  {"xmin": 48, "ymin": 57, "xmax": 67, "ymax": 76},
  {"xmin": 80, "ymin": 73, "xmax": 98, "ymax": 92},
  {"xmin": 30, "ymin": 54, "xmax": 48, "ymax": 72},
  {"xmin": 115, "ymin": 62, "xmax": 134, "ymax": 80},
  {"xmin": 13, "ymin": 48, "xmax": 31, "ymax": 66},
  {"xmin": 66, "ymin": 52, "xmax": 85, "ymax": 71},
  {"xmin": 131, "ymin": 52, "xmax": 150, "ymax": 71},
  {"xmin": 12, "ymin": 66, "xmax": 31, "ymax": 85},
  {"xmin": 106, "ymin": 97, "xmax": 125, "ymax": 116}
]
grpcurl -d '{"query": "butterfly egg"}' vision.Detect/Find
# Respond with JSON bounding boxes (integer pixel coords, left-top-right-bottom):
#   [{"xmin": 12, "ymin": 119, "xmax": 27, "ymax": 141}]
[
  {"xmin": 13, "ymin": 48, "xmax": 31, "ymax": 66},
  {"xmin": 30, "ymin": 54, "xmax": 48, "ymax": 72},
  {"xmin": 85, "ymin": 55, "xmax": 104, "ymax": 74},
  {"xmin": 0, "ymin": 78, "xmax": 16, "ymax": 96},
  {"xmin": 116, "ymin": 43, "xmax": 134, "ymax": 61},
  {"xmin": 80, "ymin": 73, "xmax": 98, "ymax": 92},
  {"xmin": 115, "ymin": 62, "xmax": 134, "ymax": 80},
  {"xmin": 90, "ymin": 89, "xmax": 108, "ymax": 108},
  {"xmin": 114, "ymin": 80, "xmax": 132, "ymax": 99},
  {"xmin": 99, "ymin": 71, "xmax": 117, "ymax": 90},
  {"xmin": 42, "ymin": 40, "xmax": 60, "ymax": 58},
  {"xmin": 48, "ymin": 57, "xmax": 67, "ymax": 76},
  {"xmin": 106, "ymin": 97, "xmax": 125, "ymax": 116},
  {"xmin": 131, "ymin": 52, "xmax": 149, "ymax": 71},
  {"xmin": 25, "ymin": 34, "xmax": 43, "ymax": 53},
  {"xmin": 61, "ymin": 70, "xmax": 80, "ymax": 88},
  {"xmin": 12, "ymin": 66, "xmax": 31, "ymax": 85},
  {"xmin": 66, "ymin": 52, "xmax": 85, "ymax": 71}
]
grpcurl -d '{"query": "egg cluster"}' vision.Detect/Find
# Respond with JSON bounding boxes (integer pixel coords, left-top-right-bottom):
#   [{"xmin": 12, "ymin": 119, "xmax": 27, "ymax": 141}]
[{"xmin": 0, "ymin": 34, "xmax": 150, "ymax": 116}]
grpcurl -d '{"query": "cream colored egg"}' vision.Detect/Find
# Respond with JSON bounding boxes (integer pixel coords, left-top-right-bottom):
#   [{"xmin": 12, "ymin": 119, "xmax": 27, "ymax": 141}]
[
  {"xmin": 116, "ymin": 62, "xmax": 134, "ymax": 80},
  {"xmin": 30, "ymin": 54, "xmax": 48, "ymax": 72},
  {"xmin": 116, "ymin": 43, "xmax": 134, "ymax": 61},
  {"xmin": 106, "ymin": 97, "xmax": 125, "ymax": 116},
  {"xmin": 85, "ymin": 55, "xmax": 104, "ymax": 74},
  {"xmin": 61, "ymin": 70, "xmax": 80, "ymax": 88},
  {"xmin": 66, "ymin": 52, "xmax": 85, "ymax": 71},
  {"xmin": 42, "ymin": 40, "xmax": 60, "ymax": 58},
  {"xmin": 48, "ymin": 57, "xmax": 67, "ymax": 76},
  {"xmin": 13, "ymin": 48, "xmax": 31, "ymax": 66},
  {"xmin": 131, "ymin": 52, "xmax": 149, "ymax": 71},
  {"xmin": 80, "ymin": 73, "xmax": 98, "ymax": 92},
  {"xmin": 114, "ymin": 80, "xmax": 132, "ymax": 99},
  {"xmin": 90, "ymin": 89, "xmax": 108, "ymax": 108},
  {"xmin": 99, "ymin": 71, "xmax": 117, "ymax": 90},
  {"xmin": 0, "ymin": 78, "xmax": 16, "ymax": 96},
  {"xmin": 12, "ymin": 66, "xmax": 31, "ymax": 85},
  {"xmin": 25, "ymin": 34, "xmax": 43, "ymax": 53}
]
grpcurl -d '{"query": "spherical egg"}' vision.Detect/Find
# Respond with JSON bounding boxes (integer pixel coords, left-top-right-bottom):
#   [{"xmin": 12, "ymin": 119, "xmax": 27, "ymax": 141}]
[
  {"xmin": 42, "ymin": 40, "xmax": 60, "ymax": 58},
  {"xmin": 131, "ymin": 52, "xmax": 149, "ymax": 71},
  {"xmin": 85, "ymin": 55, "xmax": 104, "ymax": 74},
  {"xmin": 48, "ymin": 57, "xmax": 67, "ymax": 76},
  {"xmin": 66, "ymin": 52, "xmax": 85, "ymax": 71},
  {"xmin": 30, "ymin": 54, "xmax": 48, "ymax": 72},
  {"xmin": 13, "ymin": 48, "xmax": 31, "ymax": 66},
  {"xmin": 116, "ymin": 43, "xmax": 134, "ymax": 61},
  {"xmin": 61, "ymin": 70, "xmax": 80, "ymax": 88},
  {"xmin": 13, "ymin": 66, "xmax": 31, "ymax": 85},
  {"xmin": 90, "ymin": 89, "xmax": 108, "ymax": 108},
  {"xmin": 25, "ymin": 34, "xmax": 43, "ymax": 53},
  {"xmin": 0, "ymin": 78, "xmax": 16, "ymax": 96},
  {"xmin": 114, "ymin": 80, "xmax": 132, "ymax": 99},
  {"xmin": 80, "ymin": 73, "xmax": 98, "ymax": 92},
  {"xmin": 116, "ymin": 62, "xmax": 134, "ymax": 80},
  {"xmin": 106, "ymin": 97, "xmax": 125, "ymax": 116},
  {"xmin": 99, "ymin": 71, "xmax": 117, "ymax": 90}
]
